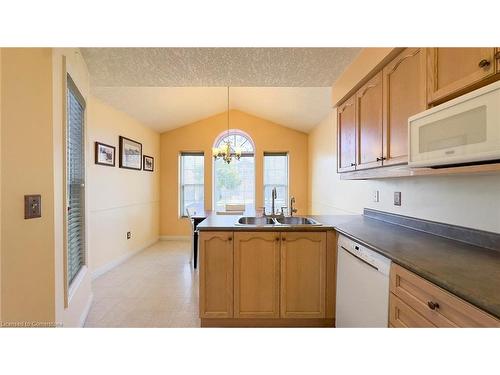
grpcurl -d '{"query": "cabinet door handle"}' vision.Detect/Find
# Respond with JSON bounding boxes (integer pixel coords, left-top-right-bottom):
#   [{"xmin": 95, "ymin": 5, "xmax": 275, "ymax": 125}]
[
  {"xmin": 478, "ymin": 59, "xmax": 491, "ymax": 68},
  {"xmin": 350, "ymin": 162, "xmax": 356, "ymax": 167},
  {"xmin": 228, "ymin": 236, "xmax": 232, "ymax": 241},
  {"xmin": 275, "ymin": 237, "xmax": 280, "ymax": 242},
  {"xmin": 376, "ymin": 157, "xmax": 387, "ymax": 162},
  {"xmin": 282, "ymin": 237, "xmax": 286, "ymax": 241},
  {"xmin": 427, "ymin": 301, "xmax": 440, "ymax": 310}
]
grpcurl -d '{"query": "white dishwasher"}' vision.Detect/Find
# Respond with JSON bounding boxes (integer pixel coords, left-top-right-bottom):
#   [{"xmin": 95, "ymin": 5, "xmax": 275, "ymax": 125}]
[{"xmin": 336, "ymin": 234, "xmax": 391, "ymax": 327}]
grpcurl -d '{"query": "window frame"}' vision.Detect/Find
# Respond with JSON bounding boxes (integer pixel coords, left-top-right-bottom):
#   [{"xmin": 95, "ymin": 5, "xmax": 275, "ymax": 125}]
[
  {"xmin": 212, "ymin": 130, "xmax": 256, "ymax": 212},
  {"xmin": 179, "ymin": 151, "xmax": 205, "ymax": 218},
  {"xmin": 263, "ymin": 151, "xmax": 289, "ymax": 215},
  {"xmin": 65, "ymin": 74, "xmax": 87, "ymax": 297}
]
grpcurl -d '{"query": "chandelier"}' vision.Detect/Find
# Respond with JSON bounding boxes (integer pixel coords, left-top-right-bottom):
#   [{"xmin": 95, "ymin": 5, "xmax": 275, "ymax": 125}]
[{"xmin": 212, "ymin": 87, "xmax": 242, "ymax": 164}]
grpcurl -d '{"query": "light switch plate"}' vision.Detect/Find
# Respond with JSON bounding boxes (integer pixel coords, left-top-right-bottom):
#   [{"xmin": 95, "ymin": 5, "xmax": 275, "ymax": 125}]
[
  {"xmin": 25, "ymin": 194, "xmax": 42, "ymax": 219},
  {"xmin": 372, "ymin": 190, "xmax": 379, "ymax": 202},
  {"xmin": 394, "ymin": 192, "xmax": 402, "ymax": 206}
]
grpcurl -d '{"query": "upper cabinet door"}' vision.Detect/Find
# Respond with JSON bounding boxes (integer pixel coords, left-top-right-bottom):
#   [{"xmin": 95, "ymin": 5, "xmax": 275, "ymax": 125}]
[
  {"xmin": 427, "ymin": 48, "xmax": 496, "ymax": 104},
  {"xmin": 337, "ymin": 96, "xmax": 357, "ymax": 172},
  {"xmin": 233, "ymin": 232, "xmax": 280, "ymax": 319},
  {"xmin": 382, "ymin": 48, "xmax": 427, "ymax": 166},
  {"xmin": 356, "ymin": 72, "xmax": 383, "ymax": 170}
]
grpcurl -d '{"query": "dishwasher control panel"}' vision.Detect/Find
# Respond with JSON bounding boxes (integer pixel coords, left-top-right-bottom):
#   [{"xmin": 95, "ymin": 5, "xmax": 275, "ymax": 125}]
[{"xmin": 337, "ymin": 235, "xmax": 391, "ymax": 276}]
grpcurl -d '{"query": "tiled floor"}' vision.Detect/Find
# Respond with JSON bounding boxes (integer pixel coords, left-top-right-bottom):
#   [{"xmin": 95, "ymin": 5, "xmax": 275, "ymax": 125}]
[{"xmin": 84, "ymin": 240, "xmax": 200, "ymax": 328}]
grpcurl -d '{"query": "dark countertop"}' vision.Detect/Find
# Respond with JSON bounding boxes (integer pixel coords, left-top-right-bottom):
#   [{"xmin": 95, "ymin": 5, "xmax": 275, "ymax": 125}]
[{"xmin": 198, "ymin": 213, "xmax": 500, "ymax": 319}]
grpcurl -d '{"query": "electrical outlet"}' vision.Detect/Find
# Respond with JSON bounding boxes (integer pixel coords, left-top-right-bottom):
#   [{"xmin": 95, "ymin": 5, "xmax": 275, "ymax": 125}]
[
  {"xmin": 394, "ymin": 192, "xmax": 402, "ymax": 206},
  {"xmin": 127, "ymin": 231, "xmax": 131, "ymax": 240},
  {"xmin": 372, "ymin": 190, "xmax": 379, "ymax": 203}
]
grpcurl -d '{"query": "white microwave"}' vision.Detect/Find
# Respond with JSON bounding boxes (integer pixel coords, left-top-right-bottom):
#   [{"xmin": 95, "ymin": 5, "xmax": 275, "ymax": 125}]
[{"xmin": 408, "ymin": 80, "xmax": 500, "ymax": 168}]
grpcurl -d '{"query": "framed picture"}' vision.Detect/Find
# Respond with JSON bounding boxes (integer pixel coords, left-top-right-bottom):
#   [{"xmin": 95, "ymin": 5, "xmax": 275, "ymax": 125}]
[
  {"xmin": 143, "ymin": 155, "xmax": 154, "ymax": 172},
  {"xmin": 95, "ymin": 142, "xmax": 115, "ymax": 167},
  {"xmin": 119, "ymin": 136, "xmax": 142, "ymax": 170}
]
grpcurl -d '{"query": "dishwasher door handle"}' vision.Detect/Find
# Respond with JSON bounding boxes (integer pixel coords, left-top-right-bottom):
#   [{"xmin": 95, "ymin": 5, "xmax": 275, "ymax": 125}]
[{"xmin": 340, "ymin": 246, "xmax": 379, "ymax": 272}]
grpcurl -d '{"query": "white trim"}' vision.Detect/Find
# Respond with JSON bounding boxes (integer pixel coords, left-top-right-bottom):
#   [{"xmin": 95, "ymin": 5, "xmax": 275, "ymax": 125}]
[
  {"xmin": 91, "ymin": 237, "xmax": 159, "ymax": 280},
  {"xmin": 159, "ymin": 235, "xmax": 191, "ymax": 241},
  {"xmin": 68, "ymin": 265, "xmax": 88, "ymax": 304},
  {"xmin": 79, "ymin": 293, "xmax": 94, "ymax": 327}
]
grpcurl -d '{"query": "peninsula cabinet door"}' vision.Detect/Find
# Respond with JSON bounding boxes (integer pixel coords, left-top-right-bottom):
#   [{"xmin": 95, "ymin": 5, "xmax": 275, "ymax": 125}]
[
  {"xmin": 382, "ymin": 47, "xmax": 427, "ymax": 166},
  {"xmin": 199, "ymin": 231, "xmax": 234, "ymax": 318},
  {"xmin": 356, "ymin": 71, "xmax": 383, "ymax": 170},
  {"xmin": 233, "ymin": 232, "xmax": 280, "ymax": 318},
  {"xmin": 337, "ymin": 95, "xmax": 357, "ymax": 172},
  {"xmin": 280, "ymin": 232, "xmax": 326, "ymax": 318},
  {"xmin": 427, "ymin": 48, "xmax": 496, "ymax": 104}
]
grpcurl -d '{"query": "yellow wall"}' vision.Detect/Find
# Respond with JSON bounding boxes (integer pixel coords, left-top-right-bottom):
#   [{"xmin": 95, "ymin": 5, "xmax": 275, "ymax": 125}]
[
  {"xmin": 87, "ymin": 96, "xmax": 160, "ymax": 275},
  {"xmin": 160, "ymin": 110, "xmax": 308, "ymax": 236},
  {"xmin": 1, "ymin": 48, "xmax": 56, "ymax": 323},
  {"xmin": 309, "ymin": 50, "xmax": 500, "ymax": 233}
]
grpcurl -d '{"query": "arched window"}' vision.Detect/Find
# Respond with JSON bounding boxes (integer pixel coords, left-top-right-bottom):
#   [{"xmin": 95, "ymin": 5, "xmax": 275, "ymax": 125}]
[{"xmin": 213, "ymin": 130, "xmax": 255, "ymax": 212}]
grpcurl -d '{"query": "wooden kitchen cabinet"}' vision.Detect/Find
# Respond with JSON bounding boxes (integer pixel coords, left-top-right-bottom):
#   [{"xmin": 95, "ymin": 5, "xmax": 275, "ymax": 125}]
[
  {"xmin": 337, "ymin": 95, "xmax": 357, "ymax": 172},
  {"xmin": 427, "ymin": 48, "xmax": 497, "ymax": 104},
  {"xmin": 280, "ymin": 232, "xmax": 326, "ymax": 318},
  {"xmin": 199, "ymin": 231, "xmax": 234, "ymax": 318},
  {"xmin": 356, "ymin": 71, "xmax": 383, "ymax": 170},
  {"xmin": 382, "ymin": 48, "xmax": 427, "ymax": 166},
  {"xmin": 390, "ymin": 264, "xmax": 500, "ymax": 328},
  {"xmin": 233, "ymin": 232, "xmax": 280, "ymax": 318}
]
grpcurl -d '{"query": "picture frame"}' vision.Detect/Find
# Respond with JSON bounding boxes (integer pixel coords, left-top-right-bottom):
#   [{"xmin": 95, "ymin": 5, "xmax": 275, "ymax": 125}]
[
  {"xmin": 119, "ymin": 136, "xmax": 142, "ymax": 170},
  {"xmin": 143, "ymin": 155, "xmax": 154, "ymax": 172},
  {"xmin": 95, "ymin": 142, "xmax": 116, "ymax": 167}
]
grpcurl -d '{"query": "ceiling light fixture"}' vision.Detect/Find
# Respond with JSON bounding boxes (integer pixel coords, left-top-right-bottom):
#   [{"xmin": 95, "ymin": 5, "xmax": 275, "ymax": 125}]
[{"xmin": 212, "ymin": 87, "xmax": 241, "ymax": 164}]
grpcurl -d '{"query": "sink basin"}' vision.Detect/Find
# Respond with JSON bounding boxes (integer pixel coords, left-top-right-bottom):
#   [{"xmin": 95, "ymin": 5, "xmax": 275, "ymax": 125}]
[
  {"xmin": 275, "ymin": 216, "xmax": 321, "ymax": 226},
  {"xmin": 236, "ymin": 216, "xmax": 277, "ymax": 226}
]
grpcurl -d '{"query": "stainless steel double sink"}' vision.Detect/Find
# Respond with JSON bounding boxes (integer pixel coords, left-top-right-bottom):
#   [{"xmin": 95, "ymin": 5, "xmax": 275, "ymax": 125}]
[{"xmin": 235, "ymin": 216, "xmax": 322, "ymax": 227}]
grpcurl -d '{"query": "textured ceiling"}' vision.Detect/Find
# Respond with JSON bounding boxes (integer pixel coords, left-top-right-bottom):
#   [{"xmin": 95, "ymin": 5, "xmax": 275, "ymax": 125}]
[
  {"xmin": 81, "ymin": 48, "xmax": 361, "ymax": 87},
  {"xmin": 83, "ymin": 48, "xmax": 360, "ymax": 133},
  {"xmin": 91, "ymin": 87, "xmax": 332, "ymax": 133}
]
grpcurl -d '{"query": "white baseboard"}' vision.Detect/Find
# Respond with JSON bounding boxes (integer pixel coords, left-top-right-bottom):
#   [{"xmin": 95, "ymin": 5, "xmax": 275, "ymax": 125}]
[
  {"xmin": 159, "ymin": 235, "xmax": 191, "ymax": 241},
  {"xmin": 79, "ymin": 293, "xmax": 94, "ymax": 328},
  {"xmin": 91, "ymin": 237, "xmax": 159, "ymax": 280}
]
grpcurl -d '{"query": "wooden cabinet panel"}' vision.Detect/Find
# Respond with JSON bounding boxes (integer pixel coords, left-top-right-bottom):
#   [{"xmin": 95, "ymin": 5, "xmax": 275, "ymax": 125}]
[
  {"xmin": 383, "ymin": 48, "xmax": 427, "ymax": 166},
  {"xmin": 390, "ymin": 264, "xmax": 500, "ymax": 327},
  {"xmin": 280, "ymin": 232, "xmax": 326, "ymax": 318},
  {"xmin": 496, "ymin": 48, "xmax": 500, "ymax": 73},
  {"xmin": 427, "ymin": 48, "xmax": 496, "ymax": 104},
  {"xmin": 337, "ymin": 96, "xmax": 357, "ymax": 172},
  {"xmin": 199, "ymin": 231, "xmax": 234, "ymax": 318},
  {"xmin": 389, "ymin": 293, "xmax": 435, "ymax": 328},
  {"xmin": 234, "ymin": 232, "xmax": 280, "ymax": 318},
  {"xmin": 356, "ymin": 71, "xmax": 383, "ymax": 170}
]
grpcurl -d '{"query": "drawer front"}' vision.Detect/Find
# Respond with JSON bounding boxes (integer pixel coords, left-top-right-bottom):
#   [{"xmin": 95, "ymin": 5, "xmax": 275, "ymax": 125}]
[
  {"xmin": 389, "ymin": 293, "xmax": 435, "ymax": 328},
  {"xmin": 390, "ymin": 264, "xmax": 500, "ymax": 328}
]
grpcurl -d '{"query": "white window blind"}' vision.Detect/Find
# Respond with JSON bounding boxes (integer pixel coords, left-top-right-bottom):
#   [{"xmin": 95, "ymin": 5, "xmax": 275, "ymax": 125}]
[
  {"xmin": 66, "ymin": 76, "xmax": 86, "ymax": 285},
  {"xmin": 264, "ymin": 152, "xmax": 288, "ymax": 214},
  {"xmin": 180, "ymin": 152, "xmax": 205, "ymax": 216}
]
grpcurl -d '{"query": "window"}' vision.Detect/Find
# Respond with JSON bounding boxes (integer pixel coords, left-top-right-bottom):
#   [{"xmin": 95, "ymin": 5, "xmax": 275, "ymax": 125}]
[
  {"xmin": 264, "ymin": 152, "xmax": 289, "ymax": 214},
  {"xmin": 66, "ymin": 75, "xmax": 86, "ymax": 285},
  {"xmin": 213, "ymin": 131, "xmax": 255, "ymax": 211},
  {"xmin": 180, "ymin": 152, "xmax": 204, "ymax": 216}
]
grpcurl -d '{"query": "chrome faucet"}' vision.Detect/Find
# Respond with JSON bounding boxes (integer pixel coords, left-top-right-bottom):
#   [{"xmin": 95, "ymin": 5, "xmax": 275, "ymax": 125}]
[
  {"xmin": 290, "ymin": 196, "xmax": 298, "ymax": 216},
  {"xmin": 271, "ymin": 187, "xmax": 277, "ymax": 215}
]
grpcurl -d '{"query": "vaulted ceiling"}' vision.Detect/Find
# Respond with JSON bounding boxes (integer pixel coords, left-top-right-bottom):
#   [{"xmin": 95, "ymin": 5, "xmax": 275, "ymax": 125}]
[{"xmin": 81, "ymin": 48, "xmax": 361, "ymax": 133}]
